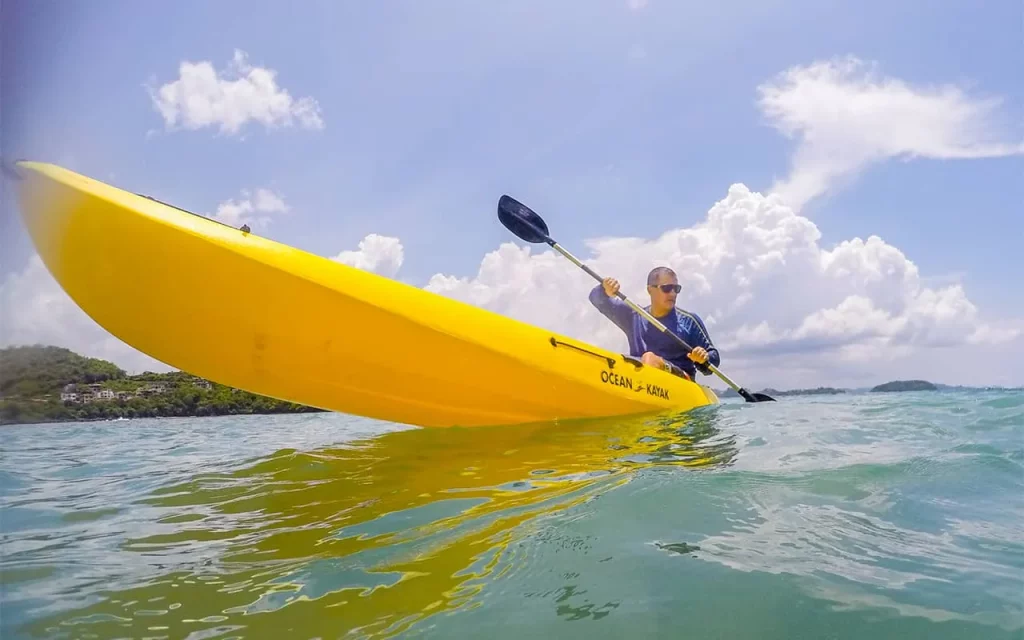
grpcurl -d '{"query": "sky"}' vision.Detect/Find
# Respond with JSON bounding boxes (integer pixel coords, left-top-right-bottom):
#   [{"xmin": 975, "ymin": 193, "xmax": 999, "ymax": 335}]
[{"xmin": 2, "ymin": 0, "xmax": 1022, "ymax": 391}]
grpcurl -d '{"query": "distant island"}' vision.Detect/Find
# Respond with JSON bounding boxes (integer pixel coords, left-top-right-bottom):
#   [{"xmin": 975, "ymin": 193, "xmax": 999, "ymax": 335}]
[
  {"xmin": 0, "ymin": 345, "xmax": 323, "ymax": 426},
  {"xmin": 869, "ymin": 379, "xmax": 938, "ymax": 392},
  {"xmin": 715, "ymin": 380, "xmax": 942, "ymax": 398}
]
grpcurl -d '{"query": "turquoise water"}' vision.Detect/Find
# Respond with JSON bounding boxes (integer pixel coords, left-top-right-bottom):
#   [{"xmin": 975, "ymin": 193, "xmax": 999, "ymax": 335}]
[{"xmin": 2, "ymin": 390, "xmax": 1021, "ymax": 639}]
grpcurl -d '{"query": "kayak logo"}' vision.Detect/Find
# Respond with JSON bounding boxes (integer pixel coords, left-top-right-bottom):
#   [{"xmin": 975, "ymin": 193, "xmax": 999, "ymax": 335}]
[
  {"xmin": 644, "ymin": 384, "xmax": 670, "ymax": 400},
  {"xmin": 600, "ymin": 370, "xmax": 670, "ymax": 400},
  {"xmin": 601, "ymin": 370, "xmax": 634, "ymax": 390}
]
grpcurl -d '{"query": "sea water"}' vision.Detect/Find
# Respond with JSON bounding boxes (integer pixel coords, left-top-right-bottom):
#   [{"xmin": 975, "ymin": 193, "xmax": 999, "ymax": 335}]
[{"xmin": 1, "ymin": 389, "xmax": 1021, "ymax": 639}]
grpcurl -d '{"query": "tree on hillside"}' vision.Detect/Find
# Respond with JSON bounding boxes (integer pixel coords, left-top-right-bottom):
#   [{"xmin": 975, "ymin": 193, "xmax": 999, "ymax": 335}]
[
  {"xmin": 0, "ymin": 344, "xmax": 323, "ymax": 425},
  {"xmin": 0, "ymin": 345, "xmax": 125, "ymax": 397}
]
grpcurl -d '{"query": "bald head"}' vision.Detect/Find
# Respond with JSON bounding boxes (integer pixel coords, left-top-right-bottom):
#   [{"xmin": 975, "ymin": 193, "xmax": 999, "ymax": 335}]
[{"xmin": 647, "ymin": 266, "xmax": 676, "ymax": 287}]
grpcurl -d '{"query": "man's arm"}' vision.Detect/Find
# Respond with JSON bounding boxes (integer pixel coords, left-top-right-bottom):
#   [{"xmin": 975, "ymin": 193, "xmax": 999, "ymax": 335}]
[
  {"xmin": 689, "ymin": 313, "xmax": 720, "ymax": 375},
  {"xmin": 589, "ymin": 284, "xmax": 635, "ymax": 334}
]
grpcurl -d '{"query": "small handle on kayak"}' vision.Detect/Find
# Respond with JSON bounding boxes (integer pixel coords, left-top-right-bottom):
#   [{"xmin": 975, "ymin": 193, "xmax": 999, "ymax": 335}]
[{"xmin": 621, "ymin": 355, "xmax": 645, "ymax": 369}]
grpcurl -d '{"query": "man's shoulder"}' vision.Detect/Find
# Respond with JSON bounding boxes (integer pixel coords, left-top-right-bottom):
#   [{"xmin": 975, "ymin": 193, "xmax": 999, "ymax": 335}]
[{"xmin": 674, "ymin": 308, "xmax": 707, "ymax": 330}]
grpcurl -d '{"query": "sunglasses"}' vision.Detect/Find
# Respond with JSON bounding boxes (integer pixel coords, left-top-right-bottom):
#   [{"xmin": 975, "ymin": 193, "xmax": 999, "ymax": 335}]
[{"xmin": 651, "ymin": 283, "xmax": 681, "ymax": 294}]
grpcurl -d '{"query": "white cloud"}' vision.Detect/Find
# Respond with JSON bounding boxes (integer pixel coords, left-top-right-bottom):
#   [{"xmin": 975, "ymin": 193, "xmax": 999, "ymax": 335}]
[
  {"xmin": 5, "ymin": 184, "xmax": 1018, "ymax": 387},
  {"xmin": 212, "ymin": 187, "xmax": 289, "ymax": 229},
  {"xmin": 148, "ymin": 49, "xmax": 325, "ymax": 136},
  {"xmin": 759, "ymin": 55, "xmax": 1024, "ymax": 209},
  {"xmin": 627, "ymin": 0, "xmax": 649, "ymax": 10},
  {"xmin": 332, "ymin": 234, "xmax": 405, "ymax": 279},
  {"xmin": 7, "ymin": 56, "xmax": 1019, "ymax": 390},
  {"xmin": 0, "ymin": 255, "xmax": 173, "ymax": 374},
  {"xmin": 423, "ymin": 183, "xmax": 1021, "ymax": 388}
]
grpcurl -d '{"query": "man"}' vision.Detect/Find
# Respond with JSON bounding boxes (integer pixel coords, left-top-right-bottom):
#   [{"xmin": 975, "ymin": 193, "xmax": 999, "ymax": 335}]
[{"xmin": 588, "ymin": 266, "xmax": 720, "ymax": 380}]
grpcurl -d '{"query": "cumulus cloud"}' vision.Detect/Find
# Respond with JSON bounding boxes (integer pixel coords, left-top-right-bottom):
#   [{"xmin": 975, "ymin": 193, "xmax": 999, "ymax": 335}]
[
  {"xmin": 332, "ymin": 234, "xmax": 405, "ymax": 279},
  {"xmin": 760, "ymin": 56, "xmax": 1024, "ymax": 209},
  {"xmin": 424, "ymin": 183, "xmax": 1020, "ymax": 387},
  {"xmin": 0, "ymin": 255, "xmax": 173, "ymax": 374},
  {"xmin": 412, "ymin": 56, "xmax": 1024, "ymax": 387},
  {"xmin": 148, "ymin": 49, "xmax": 324, "ymax": 136},
  {"xmin": 5, "ymin": 186, "xmax": 1017, "ymax": 386},
  {"xmin": 212, "ymin": 187, "xmax": 289, "ymax": 229},
  {"xmin": 6, "ymin": 56, "xmax": 1019, "ymax": 389}
]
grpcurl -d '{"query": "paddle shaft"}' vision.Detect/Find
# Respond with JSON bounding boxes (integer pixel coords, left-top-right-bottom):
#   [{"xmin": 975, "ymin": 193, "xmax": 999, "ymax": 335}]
[{"xmin": 546, "ymin": 240, "xmax": 747, "ymax": 395}]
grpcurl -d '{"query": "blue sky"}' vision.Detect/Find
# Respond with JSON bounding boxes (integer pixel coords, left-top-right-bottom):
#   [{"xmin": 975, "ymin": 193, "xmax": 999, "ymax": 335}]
[{"xmin": 2, "ymin": 0, "xmax": 1022, "ymax": 388}]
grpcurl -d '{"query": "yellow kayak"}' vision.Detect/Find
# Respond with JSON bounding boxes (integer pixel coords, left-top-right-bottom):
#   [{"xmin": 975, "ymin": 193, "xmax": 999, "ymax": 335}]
[{"xmin": 13, "ymin": 161, "xmax": 718, "ymax": 428}]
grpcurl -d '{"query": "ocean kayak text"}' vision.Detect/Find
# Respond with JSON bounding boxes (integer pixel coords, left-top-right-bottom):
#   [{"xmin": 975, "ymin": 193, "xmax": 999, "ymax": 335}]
[{"xmin": 600, "ymin": 370, "xmax": 670, "ymax": 400}]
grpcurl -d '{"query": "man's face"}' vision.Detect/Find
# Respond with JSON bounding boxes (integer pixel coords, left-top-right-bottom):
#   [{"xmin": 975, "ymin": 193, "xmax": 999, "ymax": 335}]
[{"xmin": 648, "ymin": 273, "xmax": 681, "ymax": 307}]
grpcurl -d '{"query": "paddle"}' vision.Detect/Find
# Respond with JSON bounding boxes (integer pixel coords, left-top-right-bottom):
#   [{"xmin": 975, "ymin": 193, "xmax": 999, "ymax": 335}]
[{"xmin": 496, "ymin": 194, "xmax": 775, "ymax": 403}]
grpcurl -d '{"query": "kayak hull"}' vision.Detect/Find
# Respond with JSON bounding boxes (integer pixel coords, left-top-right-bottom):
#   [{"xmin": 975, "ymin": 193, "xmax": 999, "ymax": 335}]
[{"xmin": 14, "ymin": 161, "xmax": 718, "ymax": 428}]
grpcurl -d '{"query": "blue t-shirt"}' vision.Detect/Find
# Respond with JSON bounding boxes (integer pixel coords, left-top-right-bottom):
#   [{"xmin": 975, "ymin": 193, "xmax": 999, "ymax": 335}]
[{"xmin": 588, "ymin": 284, "xmax": 720, "ymax": 379}]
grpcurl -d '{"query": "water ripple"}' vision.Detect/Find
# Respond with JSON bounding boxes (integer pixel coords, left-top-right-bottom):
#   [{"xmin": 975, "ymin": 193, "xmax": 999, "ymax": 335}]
[{"xmin": 2, "ymin": 389, "xmax": 1021, "ymax": 639}]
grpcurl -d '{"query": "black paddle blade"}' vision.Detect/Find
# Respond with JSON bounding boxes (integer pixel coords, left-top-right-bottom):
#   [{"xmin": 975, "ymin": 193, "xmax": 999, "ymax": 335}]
[
  {"xmin": 739, "ymin": 389, "xmax": 776, "ymax": 402},
  {"xmin": 497, "ymin": 195, "xmax": 552, "ymax": 244}
]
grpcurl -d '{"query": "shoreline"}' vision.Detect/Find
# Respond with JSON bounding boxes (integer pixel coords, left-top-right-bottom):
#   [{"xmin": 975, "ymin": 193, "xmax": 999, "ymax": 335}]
[
  {"xmin": 7, "ymin": 385, "xmax": 1021, "ymax": 428},
  {"xmin": 4, "ymin": 345, "xmax": 1021, "ymax": 427},
  {"xmin": 0, "ymin": 408, "xmax": 329, "ymax": 428}
]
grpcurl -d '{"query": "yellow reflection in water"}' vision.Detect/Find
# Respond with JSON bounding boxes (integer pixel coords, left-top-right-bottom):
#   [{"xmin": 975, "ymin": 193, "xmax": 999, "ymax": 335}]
[{"xmin": 32, "ymin": 407, "xmax": 734, "ymax": 639}]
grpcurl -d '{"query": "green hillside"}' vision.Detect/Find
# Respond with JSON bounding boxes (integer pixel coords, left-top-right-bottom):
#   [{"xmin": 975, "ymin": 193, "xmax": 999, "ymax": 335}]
[
  {"xmin": 0, "ymin": 345, "xmax": 125, "ymax": 397},
  {"xmin": 0, "ymin": 345, "xmax": 324, "ymax": 425}
]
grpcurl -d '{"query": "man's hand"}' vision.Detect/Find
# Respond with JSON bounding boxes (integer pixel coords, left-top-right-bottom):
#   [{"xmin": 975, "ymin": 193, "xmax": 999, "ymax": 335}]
[
  {"xmin": 602, "ymin": 277, "xmax": 620, "ymax": 297},
  {"xmin": 641, "ymin": 351, "xmax": 670, "ymax": 371},
  {"xmin": 687, "ymin": 347, "xmax": 709, "ymax": 365}
]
